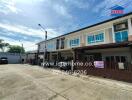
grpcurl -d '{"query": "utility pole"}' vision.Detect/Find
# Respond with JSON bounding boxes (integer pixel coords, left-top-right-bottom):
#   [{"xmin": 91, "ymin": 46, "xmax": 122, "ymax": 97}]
[
  {"xmin": 38, "ymin": 24, "xmax": 47, "ymax": 65},
  {"xmin": 19, "ymin": 40, "xmax": 23, "ymax": 64},
  {"xmin": 21, "ymin": 43, "xmax": 23, "ymax": 63}
]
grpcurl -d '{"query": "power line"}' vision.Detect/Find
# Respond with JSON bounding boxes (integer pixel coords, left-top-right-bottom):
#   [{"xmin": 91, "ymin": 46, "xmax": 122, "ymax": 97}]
[{"xmin": 92, "ymin": 0, "xmax": 132, "ymax": 22}]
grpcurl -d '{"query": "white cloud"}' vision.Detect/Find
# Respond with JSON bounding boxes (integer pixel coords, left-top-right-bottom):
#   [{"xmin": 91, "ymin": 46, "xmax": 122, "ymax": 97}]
[
  {"xmin": 64, "ymin": 0, "xmax": 90, "ymax": 9},
  {"xmin": 0, "ymin": 0, "xmax": 22, "ymax": 14},
  {"xmin": 53, "ymin": 4, "xmax": 72, "ymax": 18},
  {"xmin": 0, "ymin": 23, "xmax": 60, "ymax": 39},
  {"xmin": 0, "ymin": 36, "xmax": 37, "ymax": 51}
]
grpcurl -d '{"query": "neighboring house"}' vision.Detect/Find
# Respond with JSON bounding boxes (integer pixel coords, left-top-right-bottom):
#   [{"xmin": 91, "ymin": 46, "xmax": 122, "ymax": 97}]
[
  {"xmin": 26, "ymin": 50, "xmax": 38, "ymax": 65},
  {"xmin": 37, "ymin": 12, "xmax": 132, "ymax": 65}
]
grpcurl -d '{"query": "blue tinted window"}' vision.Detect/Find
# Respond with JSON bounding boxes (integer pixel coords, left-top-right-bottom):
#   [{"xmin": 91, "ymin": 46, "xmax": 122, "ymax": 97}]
[
  {"xmin": 95, "ymin": 33, "xmax": 104, "ymax": 42},
  {"xmin": 76, "ymin": 39, "xmax": 79, "ymax": 44},
  {"xmin": 121, "ymin": 31, "xmax": 128, "ymax": 41},
  {"xmin": 115, "ymin": 32, "xmax": 121, "ymax": 42},
  {"xmin": 115, "ymin": 31, "xmax": 128, "ymax": 42},
  {"xmin": 87, "ymin": 35, "xmax": 95, "ymax": 44},
  {"xmin": 88, "ymin": 33, "xmax": 104, "ymax": 44},
  {"xmin": 71, "ymin": 40, "xmax": 73, "ymax": 44},
  {"xmin": 47, "ymin": 44, "xmax": 54, "ymax": 50},
  {"xmin": 69, "ymin": 38, "xmax": 80, "ymax": 47},
  {"xmin": 74, "ymin": 39, "xmax": 76, "ymax": 44}
]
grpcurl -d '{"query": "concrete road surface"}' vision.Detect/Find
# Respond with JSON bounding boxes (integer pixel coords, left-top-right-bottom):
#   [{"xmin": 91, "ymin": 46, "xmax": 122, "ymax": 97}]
[{"xmin": 0, "ymin": 64, "xmax": 132, "ymax": 100}]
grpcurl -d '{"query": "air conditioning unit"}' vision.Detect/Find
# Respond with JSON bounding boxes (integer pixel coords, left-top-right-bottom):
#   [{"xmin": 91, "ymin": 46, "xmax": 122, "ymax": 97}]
[
  {"xmin": 114, "ymin": 22, "xmax": 128, "ymax": 32},
  {"xmin": 116, "ymin": 24, "xmax": 126, "ymax": 30}
]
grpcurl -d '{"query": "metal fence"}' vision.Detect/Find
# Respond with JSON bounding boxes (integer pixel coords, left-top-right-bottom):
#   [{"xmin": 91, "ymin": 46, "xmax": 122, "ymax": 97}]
[{"xmin": 74, "ymin": 61, "xmax": 132, "ymax": 82}]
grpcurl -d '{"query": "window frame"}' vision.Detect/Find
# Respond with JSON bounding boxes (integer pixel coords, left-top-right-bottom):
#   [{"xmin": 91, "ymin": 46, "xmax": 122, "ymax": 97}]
[
  {"xmin": 87, "ymin": 35, "xmax": 95, "ymax": 44},
  {"xmin": 95, "ymin": 33, "xmax": 104, "ymax": 42},
  {"xmin": 115, "ymin": 30, "xmax": 128, "ymax": 42},
  {"xmin": 69, "ymin": 37, "xmax": 80, "ymax": 47},
  {"xmin": 87, "ymin": 32, "xmax": 104, "ymax": 44}
]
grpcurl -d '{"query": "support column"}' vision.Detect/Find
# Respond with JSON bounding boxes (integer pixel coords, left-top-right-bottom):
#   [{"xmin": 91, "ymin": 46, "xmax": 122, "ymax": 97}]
[
  {"xmin": 57, "ymin": 52, "xmax": 61, "ymax": 62},
  {"xmin": 128, "ymin": 18, "xmax": 132, "ymax": 41},
  {"xmin": 129, "ymin": 44, "xmax": 132, "ymax": 64},
  {"xmin": 72, "ymin": 49, "xmax": 76, "ymax": 62},
  {"xmin": 49, "ymin": 52, "xmax": 52, "ymax": 61},
  {"xmin": 57, "ymin": 52, "xmax": 59, "ymax": 62},
  {"xmin": 112, "ymin": 25, "xmax": 115, "ymax": 43},
  {"xmin": 37, "ymin": 44, "xmax": 40, "ymax": 65}
]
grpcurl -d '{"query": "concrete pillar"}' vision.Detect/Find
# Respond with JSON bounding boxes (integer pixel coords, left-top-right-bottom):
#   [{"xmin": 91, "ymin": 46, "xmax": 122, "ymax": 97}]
[
  {"xmin": 37, "ymin": 44, "xmax": 40, "ymax": 65},
  {"xmin": 129, "ymin": 46, "xmax": 132, "ymax": 64},
  {"xmin": 72, "ymin": 50, "xmax": 76, "ymax": 62},
  {"xmin": 71, "ymin": 60, "xmax": 74, "ymax": 72},
  {"xmin": 49, "ymin": 52, "xmax": 51, "ymax": 61},
  {"xmin": 80, "ymin": 35, "xmax": 85, "ymax": 47},
  {"xmin": 112, "ymin": 25, "xmax": 115, "ymax": 43},
  {"xmin": 128, "ymin": 18, "xmax": 132, "ymax": 41}
]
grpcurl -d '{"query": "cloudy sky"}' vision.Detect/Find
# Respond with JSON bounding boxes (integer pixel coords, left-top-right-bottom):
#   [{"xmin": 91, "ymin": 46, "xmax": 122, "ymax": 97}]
[{"xmin": 0, "ymin": 0, "xmax": 132, "ymax": 51}]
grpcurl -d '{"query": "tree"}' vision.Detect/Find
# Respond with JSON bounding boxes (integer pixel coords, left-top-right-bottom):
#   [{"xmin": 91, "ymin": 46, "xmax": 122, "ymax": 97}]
[
  {"xmin": 0, "ymin": 39, "xmax": 9, "ymax": 52},
  {"xmin": 8, "ymin": 45, "xmax": 25, "ymax": 53}
]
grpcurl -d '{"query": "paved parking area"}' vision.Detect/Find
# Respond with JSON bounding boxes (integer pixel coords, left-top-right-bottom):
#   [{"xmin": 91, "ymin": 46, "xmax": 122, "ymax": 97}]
[{"xmin": 0, "ymin": 64, "xmax": 132, "ymax": 100}]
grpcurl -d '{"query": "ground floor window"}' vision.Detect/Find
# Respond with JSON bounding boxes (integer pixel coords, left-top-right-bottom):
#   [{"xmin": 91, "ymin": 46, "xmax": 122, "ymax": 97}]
[
  {"xmin": 105, "ymin": 56, "xmax": 128, "ymax": 70},
  {"xmin": 105, "ymin": 56, "xmax": 127, "ymax": 63}
]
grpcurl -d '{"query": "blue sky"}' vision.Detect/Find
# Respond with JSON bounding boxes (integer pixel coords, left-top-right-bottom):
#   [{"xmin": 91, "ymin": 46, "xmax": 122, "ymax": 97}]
[{"xmin": 0, "ymin": 0, "xmax": 132, "ymax": 51}]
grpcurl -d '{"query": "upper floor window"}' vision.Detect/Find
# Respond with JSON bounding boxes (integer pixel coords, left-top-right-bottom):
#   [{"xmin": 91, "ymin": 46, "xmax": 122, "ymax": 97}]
[
  {"xmin": 47, "ymin": 42, "xmax": 56, "ymax": 51},
  {"xmin": 70, "ymin": 38, "xmax": 80, "ymax": 47},
  {"xmin": 56, "ymin": 39, "xmax": 59, "ymax": 49},
  {"xmin": 87, "ymin": 33, "xmax": 104, "ymax": 44},
  {"xmin": 87, "ymin": 35, "xmax": 95, "ymax": 44},
  {"xmin": 95, "ymin": 33, "xmax": 104, "ymax": 42},
  {"xmin": 115, "ymin": 30, "xmax": 128, "ymax": 42},
  {"xmin": 61, "ymin": 38, "xmax": 65, "ymax": 49}
]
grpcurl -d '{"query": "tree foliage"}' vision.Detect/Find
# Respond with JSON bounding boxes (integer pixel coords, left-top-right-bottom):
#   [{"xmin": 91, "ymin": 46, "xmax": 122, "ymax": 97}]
[
  {"xmin": 0, "ymin": 39, "xmax": 9, "ymax": 52},
  {"xmin": 8, "ymin": 45, "xmax": 25, "ymax": 53}
]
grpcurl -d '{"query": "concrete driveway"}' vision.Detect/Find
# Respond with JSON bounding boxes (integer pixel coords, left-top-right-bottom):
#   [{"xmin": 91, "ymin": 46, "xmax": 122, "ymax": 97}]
[{"xmin": 0, "ymin": 64, "xmax": 132, "ymax": 100}]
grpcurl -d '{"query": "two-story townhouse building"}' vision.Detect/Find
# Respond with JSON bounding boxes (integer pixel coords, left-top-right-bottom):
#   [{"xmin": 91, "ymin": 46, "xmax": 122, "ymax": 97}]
[{"xmin": 37, "ymin": 12, "xmax": 132, "ymax": 66}]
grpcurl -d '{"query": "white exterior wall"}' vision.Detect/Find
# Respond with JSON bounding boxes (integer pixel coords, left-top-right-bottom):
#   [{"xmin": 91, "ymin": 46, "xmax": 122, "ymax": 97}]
[{"xmin": 128, "ymin": 18, "xmax": 132, "ymax": 41}]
